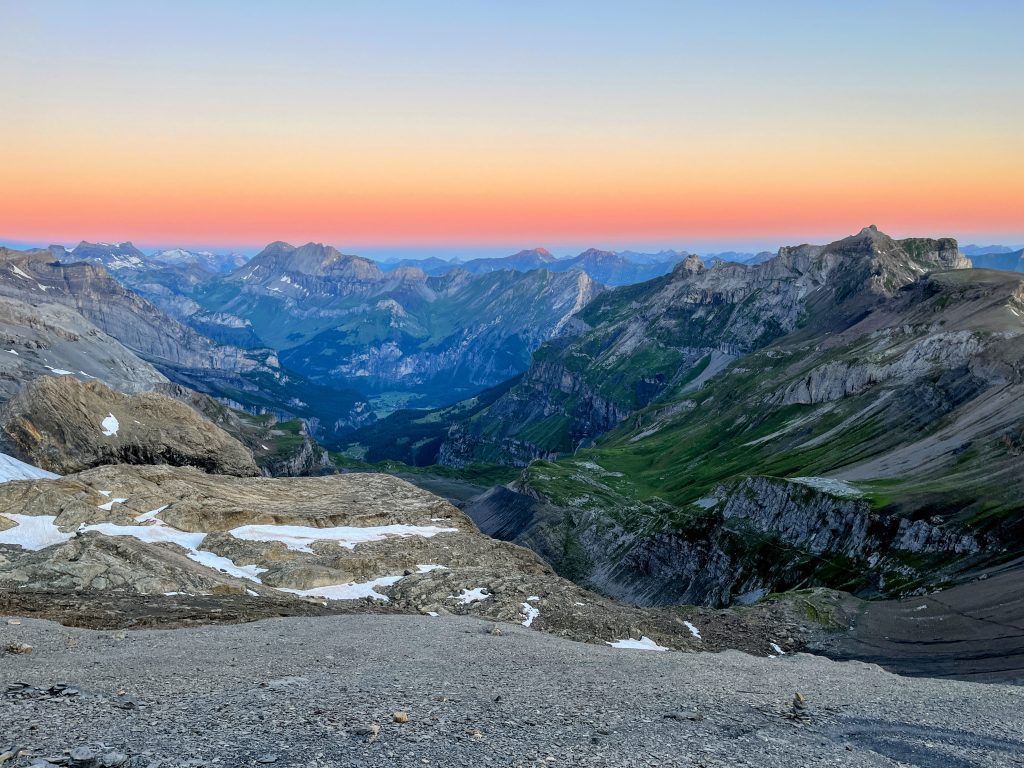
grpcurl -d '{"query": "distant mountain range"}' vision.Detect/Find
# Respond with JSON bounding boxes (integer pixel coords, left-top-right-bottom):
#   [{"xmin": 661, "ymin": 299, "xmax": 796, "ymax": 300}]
[
  {"xmin": 960, "ymin": 244, "xmax": 1020, "ymax": 257},
  {"xmin": 347, "ymin": 226, "xmax": 1024, "ymax": 610},
  {"xmin": 966, "ymin": 248, "xmax": 1024, "ymax": 272},
  {"xmin": 377, "ymin": 246, "xmax": 687, "ymax": 286},
  {"xmin": 3, "ymin": 225, "xmax": 1024, "ymax": 618},
  {"xmin": 378, "ymin": 246, "xmax": 774, "ymax": 285},
  {"xmin": 60, "ymin": 241, "xmax": 247, "ymax": 274},
  {"xmin": 186, "ymin": 241, "xmax": 603, "ymax": 409},
  {"xmin": 0, "ymin": 245, "xmax": 373, "ymax": 445}
]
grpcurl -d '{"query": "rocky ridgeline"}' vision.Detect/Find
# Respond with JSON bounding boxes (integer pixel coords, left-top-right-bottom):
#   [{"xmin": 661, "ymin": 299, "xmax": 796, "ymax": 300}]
[
  {"xmin": 468, "ymin": 474, "xmax": 982, "ymax": 608},
  {"xmin": 437, "ymin": 227, "xmax": 974, "ymax": 466},
  {"xmin": 0, "ymin": 458, "xmax": 834, "ymax": 656},
  {"xmin": 0, "ymin": 249, "xmax": 268, "ymax": 375},
  {"xmin": 0, "ymin": 377, "xmax": 259, "ymax": 476}
]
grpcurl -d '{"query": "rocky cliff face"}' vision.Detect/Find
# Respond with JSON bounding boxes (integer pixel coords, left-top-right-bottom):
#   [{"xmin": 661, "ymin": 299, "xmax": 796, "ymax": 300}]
[
  {"xmin": 465, "ymin": 260, "xmax": 1023, "ymax": 606},
  {"xmin": 469, "ymin": 474, "xmax": 984, "ymax": 608},
  {"xmin": 1, "ymin": 247, "xmax": 267, "ymax": 373},
  {"xmin": 0, "ymin": 377, "xmax": 259, "ymax": 476},
  {"xmin": 440, "ymin": 227, "xmax": 972, "ymax": 466},
  {"xmin": 0, "ymin": 293, "xmax": 167, "ymax": 401}
]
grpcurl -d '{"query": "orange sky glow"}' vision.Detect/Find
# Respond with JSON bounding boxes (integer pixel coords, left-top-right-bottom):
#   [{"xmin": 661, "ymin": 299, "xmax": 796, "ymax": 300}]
[{"xmin": 2, "ymin": 2, "xmax": 1022, "ymax": 252}]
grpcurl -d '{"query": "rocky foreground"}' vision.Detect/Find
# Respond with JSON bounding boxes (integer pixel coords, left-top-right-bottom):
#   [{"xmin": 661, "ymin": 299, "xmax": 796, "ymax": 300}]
[{"xmin": 2, "ymin": 614, "xmax": 1023, "ymax": 768}]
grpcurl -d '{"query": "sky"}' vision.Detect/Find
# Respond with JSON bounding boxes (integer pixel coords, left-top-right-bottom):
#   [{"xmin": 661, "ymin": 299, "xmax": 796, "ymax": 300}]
[{"xmin": 1, "ymin": 1, "xmax": 1022, "ymax": 256}]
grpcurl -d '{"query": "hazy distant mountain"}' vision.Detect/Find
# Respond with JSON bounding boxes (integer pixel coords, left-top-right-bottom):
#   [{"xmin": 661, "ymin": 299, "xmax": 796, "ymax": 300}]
[
  {"xmin": 616, "ymin": 249, "xmax": 687, "ymax": 264},
  {"xmin": 151, "ymin": 248, "xmax": 248, "ymax": 273},
  {"xmin": 184, "ymin": 241, "xmax": 603, "ymax": 408},
  {"xmin": 961, "ymin": 244, "xmax": 1017, "ymax": 257},
  {"xmin": 968, "ymin": 248, "xmax": 1024, "ymax": 272},
  {"xmin": 377, "ymin": 246, "xmax": 688, "ymax": 286},
  {"xmin": 379, "ymin": 256, "xmax": 459, "ymax": 275}
]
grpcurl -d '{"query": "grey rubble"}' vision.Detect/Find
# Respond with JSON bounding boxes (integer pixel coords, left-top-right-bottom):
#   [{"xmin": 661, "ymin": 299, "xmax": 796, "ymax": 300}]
[{"xmin": 2, "ymin": 614, "xmax": 1023, "ymax": 768}]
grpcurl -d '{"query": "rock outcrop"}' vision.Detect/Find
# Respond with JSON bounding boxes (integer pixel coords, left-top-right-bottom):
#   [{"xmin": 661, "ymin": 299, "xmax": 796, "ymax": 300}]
[
  {"xmin": 0, "ymin": 377, "xmax": 258, "ymax": 476},
  {"xmin": 0, "ymin": 464, "xmax": 764, "ymax": 651},
  {"xmin": 469, "ymin": 475, "xmax": 984, "ymax": 608}
]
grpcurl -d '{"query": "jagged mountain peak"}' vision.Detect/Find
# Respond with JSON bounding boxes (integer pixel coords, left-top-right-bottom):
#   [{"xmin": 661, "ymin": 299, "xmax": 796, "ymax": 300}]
[
  {"xmin": 575, "ymin": 247, "xmax": 620, "ymax": 261},
  {"xmin": 241, "ymin": 241, "xmax": 382, "ymax": 281},
  {"xmin": 509, "ymin": 247, "xmax": 556, "ymax": 262},
  {"xmin": 673, "ymin": 253, "xmax": 706, "ymax": 275}
]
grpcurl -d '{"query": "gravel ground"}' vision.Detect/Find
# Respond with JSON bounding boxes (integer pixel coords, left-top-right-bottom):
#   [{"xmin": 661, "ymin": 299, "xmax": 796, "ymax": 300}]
[{"xmin": 2, "ymin": 614, "xmax": 1023, "ymax": 768}]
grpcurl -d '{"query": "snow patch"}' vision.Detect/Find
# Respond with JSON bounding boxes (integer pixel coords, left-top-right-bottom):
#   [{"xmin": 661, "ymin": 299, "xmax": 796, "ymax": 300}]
[
  {"xmin": 416, "ymin": 563, "xmax": 448, "ymax": 573},
  {"xmin": 101, "ymin": 413, "xmax": 120, "ymax": 437},
  {"xmin": 770, "ymin": 642, "xmax": 785, "ymax": 655},
  {"xmin": 607, "ymin": 636, "xmax": 668, "ymax": 651},
  {"xmin": 96, "ymin": 498, "xmax": 128, "ymax": 511},
  {"xmin": 789, "ymin": 476, "xmax": 863, "ymax": 498},
  {"xmin": 452, "ymin": 587, "xmax": 490, "ymax": 604},
  {"xmin": 0, "ymin": 453, "xmax": 59, "ymax": 483},
  {"xmin": 227, "ymin": 523, "xmax": 458, "ymax": 553},
  {"xmin": 279, "ymin": 576, "xmax": 403, "ymax": 602},
  {"xmin": 44, "ymin": 366, "xmax": 74, "ymax": 376},
  {"xmin": 0, "ymin": 514, "xmax": 75, "ymax": 550},
  {"xmin": 80, "ymin": 520, "xmax": 267, "ymax": 583},
  {"xmin": 6, "ymin": 349, "xmax": 18, "ymax": 355},
  {"xmin": 683, "ymin": 621, "xmax": 702, "ymax": 640},
  {"xmin": 134, "ymin": 505, "xmax": 168, "ymax": 523},
  {"xmin": 520, "ymin": 602, "xmax": 540, "ymax": 627}
]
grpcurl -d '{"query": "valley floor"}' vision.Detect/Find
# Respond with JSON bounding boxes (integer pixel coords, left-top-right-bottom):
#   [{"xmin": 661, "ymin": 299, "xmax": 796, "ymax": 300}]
[{"xmin": 3, "ymin": 614, "xmax": 1023, "ymax": 768}]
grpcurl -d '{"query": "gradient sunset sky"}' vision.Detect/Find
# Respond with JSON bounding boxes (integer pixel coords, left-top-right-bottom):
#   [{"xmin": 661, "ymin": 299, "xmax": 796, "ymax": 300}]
[{"xmin": 2, "ymin": 1, "xmax": 1022, "ymax": 256}]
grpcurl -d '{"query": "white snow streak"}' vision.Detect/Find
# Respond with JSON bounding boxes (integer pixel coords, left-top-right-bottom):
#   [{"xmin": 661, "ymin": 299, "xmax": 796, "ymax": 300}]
[
  {"xmin": 280, "ymin": 576, "xmax": 403, "ymax": 602},
  {"xmin": 227, "ymin": 523, "xmax": 458, "ymax": 553},
  {"xmin": 607, "ymin": 636, "xmax": 669, "ymax": 651}
]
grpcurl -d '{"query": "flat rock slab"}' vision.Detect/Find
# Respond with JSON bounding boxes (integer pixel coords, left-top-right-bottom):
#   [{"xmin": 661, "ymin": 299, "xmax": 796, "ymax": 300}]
[{"xmin": 2, "ymin": 614, "xmax": 1023, "ymax": 767}]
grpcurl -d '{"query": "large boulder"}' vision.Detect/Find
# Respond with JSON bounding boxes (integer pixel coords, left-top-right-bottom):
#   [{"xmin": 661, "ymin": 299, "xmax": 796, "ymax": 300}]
[{"xmin": 0, "ymin": 377, "xmax": 258, "ymax": 476}]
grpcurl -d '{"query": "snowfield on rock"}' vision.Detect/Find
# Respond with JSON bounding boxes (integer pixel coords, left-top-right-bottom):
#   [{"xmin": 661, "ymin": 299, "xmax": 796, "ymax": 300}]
[
  {"xmin": 227, "ymin": 522, "xmax": 459, "ymax": 552},
  {"xmin": 0, "ymin": 452, "xmax": 59, "ymax": 483},
  {"xmin": 0, "ymin": 515, "xmax": 76, "ymax": 550},
  {"xmin": 1, "ymin": 508, "xmax": 459, "ymax": 597},
  {"xmin": 788, "ymin": 476, "xmax": 864, "ymax": 498},
  {"xmin": 0, "ymin": 464, "xmax": 825, "ymax": 655},
  {"xmin": 607, "ymin": 636, "xmax": 669, "ymax": 651}
]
